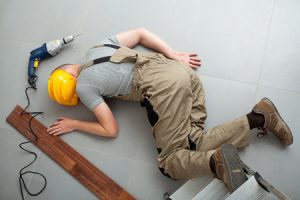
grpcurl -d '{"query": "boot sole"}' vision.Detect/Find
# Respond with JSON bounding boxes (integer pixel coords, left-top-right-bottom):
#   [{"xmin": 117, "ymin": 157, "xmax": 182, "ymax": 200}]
[
  {"xmin": 220, "ymin": 144, "xmax": 248, "ymax": 193},
  {"xmin": 262, "ymin": 97, "xmax": 293, "ymax": 145}
]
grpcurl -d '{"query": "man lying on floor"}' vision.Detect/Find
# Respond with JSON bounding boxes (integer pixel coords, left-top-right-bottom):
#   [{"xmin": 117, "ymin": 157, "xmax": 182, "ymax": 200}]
[{"xmin": 47, "ymin": 28, "xmax": 293, "ymax": 193}]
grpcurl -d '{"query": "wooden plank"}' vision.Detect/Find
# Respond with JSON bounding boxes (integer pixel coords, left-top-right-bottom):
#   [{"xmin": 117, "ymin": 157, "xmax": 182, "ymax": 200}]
[{"xmin": 6, "ymin": 105, "xmax": 135, "ymax": 200}]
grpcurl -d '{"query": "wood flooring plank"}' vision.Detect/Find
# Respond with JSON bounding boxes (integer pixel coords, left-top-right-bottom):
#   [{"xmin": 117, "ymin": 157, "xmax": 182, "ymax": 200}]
[{"xmin": 6, "ymin": 105, "xmax": 135, "ymax": 200}]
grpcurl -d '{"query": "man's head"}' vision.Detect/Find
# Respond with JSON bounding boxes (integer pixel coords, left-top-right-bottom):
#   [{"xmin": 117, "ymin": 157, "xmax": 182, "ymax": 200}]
[{"xmin": 48, "ymin": 64, "xmax": 80, "ymax": 106}]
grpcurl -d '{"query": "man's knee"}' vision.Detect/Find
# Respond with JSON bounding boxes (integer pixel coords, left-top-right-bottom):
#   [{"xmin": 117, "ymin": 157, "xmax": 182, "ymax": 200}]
[{"xmin": 158, "ymin": 149, "xmax": 192, "ymax": 180}]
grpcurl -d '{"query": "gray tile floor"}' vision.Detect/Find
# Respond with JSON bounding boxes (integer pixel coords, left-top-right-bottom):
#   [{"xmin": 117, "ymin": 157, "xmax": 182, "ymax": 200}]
[{"xmin": 0, "ymin": 0, "xmax": 299, "ymax": 199}]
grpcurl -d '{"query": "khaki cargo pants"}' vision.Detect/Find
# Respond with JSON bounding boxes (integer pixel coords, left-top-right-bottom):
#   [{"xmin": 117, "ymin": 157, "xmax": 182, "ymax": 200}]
[{"xmin": 110, "ymin": 47, "xmax": 250, "ymax": 180}]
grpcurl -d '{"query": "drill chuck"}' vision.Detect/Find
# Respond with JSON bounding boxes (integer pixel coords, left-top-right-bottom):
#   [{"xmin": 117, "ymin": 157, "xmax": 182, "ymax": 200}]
[
  {"xmin": 62, "ymin": 35, "xmax": 74, "ymax": 44},
  {"xmin": 46, "ymin": 35, "xmax": 75, "ymax": 56}
]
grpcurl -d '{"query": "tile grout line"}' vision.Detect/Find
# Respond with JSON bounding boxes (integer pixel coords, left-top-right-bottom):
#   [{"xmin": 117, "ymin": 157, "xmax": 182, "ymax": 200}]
[
  {"xmin": 75, "ymin": 144, "xmax": 159, "ymax": 189},
  {"xmin": 72, "ymin": 0, "xmax": 92, "ymax": 52},
  {"xmin": 0, "ymin": 125, "xmax": 15, "ymax": 132},
  {"xmin": 75, "ymin": 145, "xmax": 136, "ymax": 163},
  {"xmin": 168, "ymin": 0, "xmax": 180, "ymax": 26},
  {"xmin": 132, "ymin": 158, "xmax": 158, "ymax": 168},
  {"xmin": 198, "ymin": 73, "xmax": 258, "ymax": 88},
  {"xmin": 126, "ymin": 159, "xmax": 161, "ymax": 194},
  {"xmin": 0, "ymin": 36, "xmax": 38, "ymax": 45},
  {"xmin": 199, "ymin": 72, "xmax": 300, "ymax": 95},
  {"xmin": 75, "ymin": 144, "xmax": 158, "ymax": 167},
  {"xmin": 80, "ymin": 0, "xmax": 92, "ymax": 34},
  {"xmin": 132, "ymin": 132, "xmax": 145, "ymax": 162},
  {"xmin": 254, "ymin": 0, "xmax": 276, "ymax": 101},
  {"xmin": 258, "ymin": 83, "xmax": 300, "ymax": 96},
  {"xmin": 201, "ymin": 72, "xmax": 300, "ymax": 94}
]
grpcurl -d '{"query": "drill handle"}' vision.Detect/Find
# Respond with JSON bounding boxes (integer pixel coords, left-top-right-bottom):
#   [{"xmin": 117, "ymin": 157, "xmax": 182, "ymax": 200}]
[
  {"xmin": 27, "ymin": 43, "xmax": 51, "ymax": 87},
  {"xmin": 28, "ymin": 55, "xmax": 39, "ymax": 87},
  {"xmin": 28, "ymin": 54, "xmax": 41, "ymax": 76}
]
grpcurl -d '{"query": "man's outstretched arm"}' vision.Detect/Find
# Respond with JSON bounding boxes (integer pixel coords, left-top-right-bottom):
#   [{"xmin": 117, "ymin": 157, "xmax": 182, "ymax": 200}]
[
  {"xmin": 116, "ymin": 28, "xmax": 202, "ymax": 68},
  {"xmin": 47, "ymin": 102, "xmax": 118, "ymax": 137}
]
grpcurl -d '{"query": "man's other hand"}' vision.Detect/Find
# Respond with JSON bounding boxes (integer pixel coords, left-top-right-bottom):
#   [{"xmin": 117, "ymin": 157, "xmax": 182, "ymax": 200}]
[
  {"xmin": 170, "ymin": 52, "xmax": 202, "ymax": 69},
  {"xmin": 47, "ymin": 117, "xmax": 76, "ymax": 136}
]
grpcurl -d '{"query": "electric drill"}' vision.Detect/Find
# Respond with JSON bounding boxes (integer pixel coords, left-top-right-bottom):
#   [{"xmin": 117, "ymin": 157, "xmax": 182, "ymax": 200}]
[{"xmin": 27, "ymin": 35, "xmax": 78, "ymax": 87}]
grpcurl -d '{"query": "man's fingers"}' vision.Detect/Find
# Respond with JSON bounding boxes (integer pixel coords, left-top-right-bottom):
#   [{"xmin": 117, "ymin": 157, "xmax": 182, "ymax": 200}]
[
  {"xmin": 48, "ymin": 128, "xmax": 62, "ymax": 135},
  {"xmin": 48, "ymin": 126, "xmax": 61, "ymax": 134},
  {"xmin": 188, "ymin": 53, "xmax": 198, "ymax": 57},
  {"xmin": 53, "ymin": 131, "xmax": 64, "ymax": 136},
  {"xmin": 47, "ymin": 125, "xmax": 56, "ymax": 132},
  {"xmin": 47, "ymin": 125, "xmax": 61, "ymax": 134},
  {"xmin": 189, "ymin": 63, "xmax": 200, "ymax": 69},
  {"xmin": 57, "ymin": 117, "xmax": 66, "ymax": 121},
  {"xmin": 190, "ymin": 57, "xmax": 201, "ymax": 62},
  {"xmin": 189, "ymin": 60, "xmax": 201, "ymax": 66}
]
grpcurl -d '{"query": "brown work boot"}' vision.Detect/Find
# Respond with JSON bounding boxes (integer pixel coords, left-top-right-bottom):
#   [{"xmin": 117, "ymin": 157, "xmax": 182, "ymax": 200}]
[
  {"xmin": 252, "ymin": 97, "xmax": 293, "ymax": 145},
  {"xmin": 212, "ymin": 143, "xmax": 248, "ymax": 193}
]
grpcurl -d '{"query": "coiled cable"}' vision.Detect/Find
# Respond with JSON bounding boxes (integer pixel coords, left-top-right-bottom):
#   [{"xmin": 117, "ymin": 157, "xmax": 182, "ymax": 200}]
[{"xmin": 18, "ymin": 80, "xmax": 47, "ymax": 200}]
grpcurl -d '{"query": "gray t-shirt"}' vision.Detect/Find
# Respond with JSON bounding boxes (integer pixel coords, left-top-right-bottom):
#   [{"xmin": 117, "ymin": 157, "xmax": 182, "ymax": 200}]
[{"xmin": 76, "ymin": 36, "xmax": 134, "ymax": 110}]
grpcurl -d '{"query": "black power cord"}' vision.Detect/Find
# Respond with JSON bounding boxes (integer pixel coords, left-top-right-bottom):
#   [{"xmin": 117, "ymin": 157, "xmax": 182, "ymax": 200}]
[{"xmin": 18, "ymin": 78, "xmax": 47, "ymax": 200}]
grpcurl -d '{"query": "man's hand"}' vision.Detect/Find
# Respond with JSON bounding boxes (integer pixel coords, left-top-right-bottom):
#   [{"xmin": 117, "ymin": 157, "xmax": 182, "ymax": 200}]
[
  {"xmin": 170, "ymin": 52, "xmax": 202, "ymax": 69},
  {"xmin": 47, "ymin": 117, "xmax": 77, "ymax": 136},
  {"xmin": 116, "ymin": 28, "xmax": 202, "ymax": 69}
]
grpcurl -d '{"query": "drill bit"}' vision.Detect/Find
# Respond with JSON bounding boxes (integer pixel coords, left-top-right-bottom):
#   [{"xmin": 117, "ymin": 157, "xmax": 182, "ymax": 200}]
[{"xmin": 73, "ymin": 33, "xmax": 82, "ymax": 38}]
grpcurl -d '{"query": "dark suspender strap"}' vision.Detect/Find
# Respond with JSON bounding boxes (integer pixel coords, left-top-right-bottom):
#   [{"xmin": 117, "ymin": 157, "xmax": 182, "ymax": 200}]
[
  {"xmin": 93, "ymin": 44, "xmax": 120, "ymax": 64},
  {"xmin": 79, "ymin": 44, "xmax": 121, "ymax": 73},
  {"xmin": 93, "ymin": 56, "xmax": 111, "ymax": 65},
  {"xmin": 103, "ymin": 44, "xmax": 120, "ymax": 49}
]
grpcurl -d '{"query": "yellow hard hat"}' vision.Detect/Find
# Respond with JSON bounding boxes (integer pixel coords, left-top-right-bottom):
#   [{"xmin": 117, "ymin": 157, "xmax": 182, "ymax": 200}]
[{"xmin": 48, "ymin": 69, "xmax": 78, "ymax": 106}]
